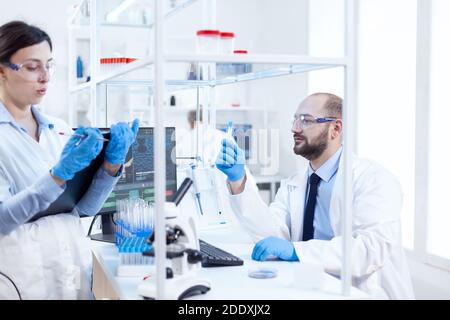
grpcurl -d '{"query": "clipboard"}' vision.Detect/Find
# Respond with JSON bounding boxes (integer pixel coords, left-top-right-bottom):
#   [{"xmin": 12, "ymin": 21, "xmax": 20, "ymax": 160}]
[{"xmin": 28, "ymin": 130, "xmax": 111, "ymax": 222}]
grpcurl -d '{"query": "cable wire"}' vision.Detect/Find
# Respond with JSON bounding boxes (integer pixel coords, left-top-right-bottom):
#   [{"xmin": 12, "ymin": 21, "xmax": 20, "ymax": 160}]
[
  {"xmin": 87, "ymin": 214, "xmax": 99, "ymax": 237},
  {"xmin": 0, "ymin": 271, "xmax": 22, "ymax": 300}
]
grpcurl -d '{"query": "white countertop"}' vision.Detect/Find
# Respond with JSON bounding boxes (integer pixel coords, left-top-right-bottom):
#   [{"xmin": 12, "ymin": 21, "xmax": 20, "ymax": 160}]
[{"xmin": 91, "ymin": 226, "xmax": 368, "ymax": 300}]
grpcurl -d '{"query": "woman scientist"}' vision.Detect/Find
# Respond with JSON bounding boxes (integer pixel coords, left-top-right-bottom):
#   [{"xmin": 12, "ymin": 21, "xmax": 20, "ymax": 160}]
[{"xmin": 0, "ymin": 21, "xmax": 138, "ymax": 299}]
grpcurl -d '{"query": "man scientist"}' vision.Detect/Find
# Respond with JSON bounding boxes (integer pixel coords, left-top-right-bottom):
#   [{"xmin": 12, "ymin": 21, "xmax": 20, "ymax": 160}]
[{"xmin": 216, "ymin": 92, "xmax": 414, "ymax": 299}]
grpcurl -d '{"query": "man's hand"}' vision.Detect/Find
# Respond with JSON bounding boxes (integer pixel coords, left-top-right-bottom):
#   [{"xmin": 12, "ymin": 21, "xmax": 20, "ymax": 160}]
[
  {"xmin": 252, "ymin": 236, "xmax": 299, "ymax": 261},
  {"xmin": 215, "ymin": 138, "xmax": 246, "ymax": 181}
]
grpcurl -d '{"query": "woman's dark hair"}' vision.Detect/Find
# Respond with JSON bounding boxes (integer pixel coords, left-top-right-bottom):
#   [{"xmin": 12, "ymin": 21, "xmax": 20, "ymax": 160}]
[{"xmin": 0, "ymin": 21, "xmax": 52, "ymax": 64}]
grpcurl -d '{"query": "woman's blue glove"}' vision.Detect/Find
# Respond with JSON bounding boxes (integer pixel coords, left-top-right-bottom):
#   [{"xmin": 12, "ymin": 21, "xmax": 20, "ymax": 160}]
[
  {"xmin": 105, "ymin": 119, "xmax": 139, "ymax": 165},
  {"xmin": 252, "ymin": 236, "xmax": 299, "ymax": 261},
  {"xmin": 215, "ymin": 138, "xmax": 246, "ymax": 181},
  {"xmin": 52, "ymin": 127, "xmax": 104, "ymax": 181}
]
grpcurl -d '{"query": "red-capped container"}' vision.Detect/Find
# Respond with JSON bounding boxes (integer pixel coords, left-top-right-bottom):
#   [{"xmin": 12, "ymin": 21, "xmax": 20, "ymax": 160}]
[
  {"xmin": 219, "ymin": 32, "xmax": 235, "ymax": 54},
  {"xmin": 233, "ymin": 50, "xmax": 252, "ymax": 74},
  {"xmin": 196, "ymin": 29, "xmax": 220, "ymax": 53},
  {"xmin": 100, "ymin": 57, "xmax": 137, "ymax": 73}
]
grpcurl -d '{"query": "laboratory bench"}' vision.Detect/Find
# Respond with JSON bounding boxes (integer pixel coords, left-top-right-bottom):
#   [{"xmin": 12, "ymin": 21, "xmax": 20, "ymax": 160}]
[{"xmin": 91, "ymin": 225, "xmax": 368, "ymax": 300}]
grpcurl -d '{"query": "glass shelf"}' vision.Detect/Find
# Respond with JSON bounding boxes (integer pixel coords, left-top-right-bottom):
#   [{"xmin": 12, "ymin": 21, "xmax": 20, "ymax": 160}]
[
  {"xmin": 95, "ymin": 61, "xmax": 342, "ymax": 90},
  {"xmin": 100, "ymin": 22, "xmax": 153, "ymax": 29},
  {"xmin": 69, "ymin": 52, "xmax": 344, "ymax": 93},
  {"xmin": 101, "ymin": 0, "xmax": 198, "ymax": 29},
  {"xmin": 70, "ymin": 0, "xmax": 199, "ymax": 34}
]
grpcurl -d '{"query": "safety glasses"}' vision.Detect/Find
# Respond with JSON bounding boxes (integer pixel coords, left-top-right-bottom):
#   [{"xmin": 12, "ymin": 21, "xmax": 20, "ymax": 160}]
[
  {"xmin": 3, "ymin": 60, "xmax": 55, "ymax": 82},
  {"xmin": 292, "ymin": 114, "xmax": 339, "ymax": 130}
]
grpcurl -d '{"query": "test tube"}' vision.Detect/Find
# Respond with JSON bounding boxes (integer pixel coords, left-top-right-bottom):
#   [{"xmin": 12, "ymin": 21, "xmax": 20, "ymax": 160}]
[{"xmin": 226, "ymin": 121, "xmax": 233, "ymax": 138}]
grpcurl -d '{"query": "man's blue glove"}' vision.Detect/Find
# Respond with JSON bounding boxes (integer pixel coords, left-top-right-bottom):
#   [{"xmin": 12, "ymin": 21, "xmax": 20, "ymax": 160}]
[
  {"xmin": 52, "ymin": 127, "xmax": 104, "ymax": 181},
  {"xmin": 252, "ymin": 236, "xmax": 299, "ymax": 261},
  {"xmin": 215, "ymin": 138, "xmax": 246, "ymax": 182},
  {"xmin": 105, "ymin": 119, "xmax": 139, "ymax": 165}
]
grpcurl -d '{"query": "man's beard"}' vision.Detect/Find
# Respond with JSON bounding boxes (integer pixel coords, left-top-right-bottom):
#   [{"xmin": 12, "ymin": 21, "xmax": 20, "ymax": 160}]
[{"xmin": 293, "ymin": 127, "xmax": 329, "ymax": 161}]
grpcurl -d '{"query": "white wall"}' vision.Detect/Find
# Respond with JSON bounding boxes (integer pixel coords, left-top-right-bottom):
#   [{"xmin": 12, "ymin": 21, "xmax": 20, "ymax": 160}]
[{"xmin": 308, "ymin": 0, "xmax": 450, "ymax": 299}]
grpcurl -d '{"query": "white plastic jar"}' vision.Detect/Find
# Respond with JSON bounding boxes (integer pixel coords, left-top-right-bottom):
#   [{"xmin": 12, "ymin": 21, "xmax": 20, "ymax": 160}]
[
  {"xmin": 196, "ymin": 29, "xmax": 220, "ymax": 53},
  {"xmin": 219, "ymin": 32, "xmax": 235, "ymax": 54},
  {"xmin": 233, "ymin": 50, "xmax": 251, "ymax": 74}
]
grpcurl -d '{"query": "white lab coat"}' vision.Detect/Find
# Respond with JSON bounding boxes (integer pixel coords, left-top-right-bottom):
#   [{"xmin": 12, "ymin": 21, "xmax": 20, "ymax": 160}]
[
  {"xmin": 229, "ymin": 155, "xmax": 414, "ymax": 299},
  {"xmin": 0, "ymin": 115, "xmax": 92, "ymax": 299}
]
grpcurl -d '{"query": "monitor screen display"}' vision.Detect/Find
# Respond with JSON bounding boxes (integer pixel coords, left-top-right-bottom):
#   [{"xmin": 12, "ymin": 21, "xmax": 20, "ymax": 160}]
[{"xmin": 98, "ymin": 127, "xmax": 177, "ymax": 214}]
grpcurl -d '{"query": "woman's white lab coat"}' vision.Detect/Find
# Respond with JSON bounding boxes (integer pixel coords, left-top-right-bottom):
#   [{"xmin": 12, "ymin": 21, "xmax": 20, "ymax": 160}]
[
  {"xmin": 228, "ymin": 155, "xmax": 414, "ymax": 299},
  {"xmin": 0, "ymin": 115, "xmax": 92, "ymax": 299}
]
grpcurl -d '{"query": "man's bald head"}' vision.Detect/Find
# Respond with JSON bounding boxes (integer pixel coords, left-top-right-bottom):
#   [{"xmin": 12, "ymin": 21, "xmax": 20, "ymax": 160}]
[{"xmin": 301, "ymin": 93, "xmax": 342, "ymax": 118}]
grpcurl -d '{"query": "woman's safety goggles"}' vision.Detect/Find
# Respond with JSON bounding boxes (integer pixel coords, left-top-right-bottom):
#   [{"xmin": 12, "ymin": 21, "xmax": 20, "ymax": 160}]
[{"xmin": 3, "ymin": 60, "xmax": 55, "ymax": 82}]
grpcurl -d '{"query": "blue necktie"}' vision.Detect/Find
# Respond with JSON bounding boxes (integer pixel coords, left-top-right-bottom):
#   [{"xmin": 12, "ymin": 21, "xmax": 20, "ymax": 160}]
[{"xmin": 302, "ymin": 173, "xmax": 321, "ymax": 241}]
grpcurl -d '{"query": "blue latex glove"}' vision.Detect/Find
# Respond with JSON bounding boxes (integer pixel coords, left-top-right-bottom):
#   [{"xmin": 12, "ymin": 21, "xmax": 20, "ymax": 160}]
[
  {"xmin": 252, "ymin": 236, "xmax": 299, "ymax": 261},
  {"xmin": 52, "ymin": 127, "xmax": 104, "ymax": 181},
  {"xmin": 105, "ymin": 119, "xmax": 140, "ymax": 165},
  {"xmin": 215, "ymin": 138, "xmax": 246, "ymax": 182}
]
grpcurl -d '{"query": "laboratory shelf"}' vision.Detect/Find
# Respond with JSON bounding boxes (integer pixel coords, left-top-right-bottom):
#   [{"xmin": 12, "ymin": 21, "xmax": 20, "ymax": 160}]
[
  {"xmin": 69, "ymin": 81, "xmax": 91, "ymax": 93},
  {"xmin": 102, "ymin": 0, "xmax": 198, "ymax": 29},
  {"xmin": 165, "ymin": 53, "xmax": 347, "ymax": 66},
  {"xmin": 103, "ymin": 62, "xmax": 339, "ymax": 87},
  {"xmin": 112, "ymin": 105, "xmax": 274, "ymax": 112},
  {"xmin": 69, "ymin": 57, "xmax": 154, "ymax": 93},
  {"xmin": 102, "ymin": 79, "xmax": 209, "ymax": 89},
  {"xmin": 69, "ymin": 0, "xmax": 198, "ymax": 34},
  {"xmin": 99, "ymin": 23, "xmax": 154, "ymax": 29},
  {"xmin": 92, "ymin": 64, "xmax": 336, "ymax": 91},
  {"xmin": 70, "ymin": 53, "xmax": 345, "ymax": 92},
  {"xmin": 213, "ymin": 63, "xmax": 338, "ymax": 86}
]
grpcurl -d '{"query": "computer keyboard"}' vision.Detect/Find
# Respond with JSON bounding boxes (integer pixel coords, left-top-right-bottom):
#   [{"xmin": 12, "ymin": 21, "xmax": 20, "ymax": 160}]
[{"xmin": 199, "ymin": 239, "xmax": 244, "ymax": 267}]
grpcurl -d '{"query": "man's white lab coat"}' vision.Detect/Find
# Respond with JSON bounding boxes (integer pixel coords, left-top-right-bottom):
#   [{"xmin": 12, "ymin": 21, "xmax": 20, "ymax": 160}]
[{"xmin": 228, "ymin": 155, "xmax": 414, "ymax": 299}]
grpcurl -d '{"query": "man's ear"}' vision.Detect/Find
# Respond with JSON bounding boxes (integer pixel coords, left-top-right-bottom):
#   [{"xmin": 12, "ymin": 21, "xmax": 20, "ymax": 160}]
[{"xmin": 331, "ymin": 119, "xmax": 343, "ymax": 139}]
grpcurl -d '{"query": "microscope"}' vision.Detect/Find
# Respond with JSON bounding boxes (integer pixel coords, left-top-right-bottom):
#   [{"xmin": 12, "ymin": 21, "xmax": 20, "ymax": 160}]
[{"xmin": 137, "ymin": 178, "xmax": 211, "ymax": 300}]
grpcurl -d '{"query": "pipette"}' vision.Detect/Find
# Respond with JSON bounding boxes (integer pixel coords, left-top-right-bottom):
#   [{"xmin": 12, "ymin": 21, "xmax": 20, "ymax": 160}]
[
  {"xmin": 191, "ymin": 164, "xmax": 204, "ymax": 215},
  {"xmin": 58, "ymin": 132, "xmax": 109, "ymax": 141}
]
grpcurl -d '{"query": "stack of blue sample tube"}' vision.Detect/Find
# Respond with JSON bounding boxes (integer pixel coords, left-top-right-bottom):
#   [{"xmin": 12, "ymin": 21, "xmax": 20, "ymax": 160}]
[
  {"xmin": 118, "ymin": 236, "xmax": 153, "ymax": 265},
  {"xmin": 114, "ymin": 198, "xmax": 154, "ymax": 247}
]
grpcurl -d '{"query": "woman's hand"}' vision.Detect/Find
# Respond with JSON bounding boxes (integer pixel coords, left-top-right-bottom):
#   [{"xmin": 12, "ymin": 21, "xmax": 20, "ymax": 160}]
[{"xmin": 104, "ymin": 119, "xmax": 139, "ymax": 165}]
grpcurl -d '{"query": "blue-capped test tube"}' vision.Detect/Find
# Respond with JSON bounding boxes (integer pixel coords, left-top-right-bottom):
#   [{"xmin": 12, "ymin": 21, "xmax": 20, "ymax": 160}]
[{"xmin": 226, "ymin": 121, "xmax": 233, "ymax": 138}]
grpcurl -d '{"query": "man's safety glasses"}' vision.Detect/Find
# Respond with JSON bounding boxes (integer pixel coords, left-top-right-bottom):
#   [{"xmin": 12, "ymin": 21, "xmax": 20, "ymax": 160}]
[
  {"xmin": 292, "ymin": 114, "xmax": 339, "ymax": 130},
  {"xmin": 3, "ymin": 60, "xmax": 55, "ymax": 81}
]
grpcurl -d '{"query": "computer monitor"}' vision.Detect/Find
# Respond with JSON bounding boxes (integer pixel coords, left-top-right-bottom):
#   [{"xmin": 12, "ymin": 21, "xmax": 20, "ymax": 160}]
[
  {"xmin": 89, "ymin": 127, "xmax": 177, "ymax": 242},
  {"xmin": 217, "ymin": 123, "xmax": 252, "ymax": 160}
]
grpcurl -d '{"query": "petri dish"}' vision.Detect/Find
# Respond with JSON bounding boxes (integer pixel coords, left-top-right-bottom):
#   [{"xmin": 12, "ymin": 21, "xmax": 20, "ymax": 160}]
[{"xmin": 248, "ymin": 267, "xmax": 278, "ymax": 279}]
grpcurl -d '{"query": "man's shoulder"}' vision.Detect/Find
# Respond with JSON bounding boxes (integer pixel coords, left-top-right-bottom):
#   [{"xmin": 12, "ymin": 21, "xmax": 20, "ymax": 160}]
[
  {"xmin": 353, "ymin": 156, "xmax": 390, "ymax": 174},
  {"xmin": 352, "ymin": 156, "xmax": 400, "ymax": 188}
]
